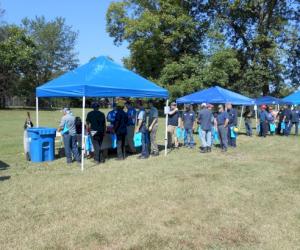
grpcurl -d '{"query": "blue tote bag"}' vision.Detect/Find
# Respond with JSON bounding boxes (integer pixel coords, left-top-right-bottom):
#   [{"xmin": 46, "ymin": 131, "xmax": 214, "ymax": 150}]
[{"xmin": 134, "ymin": 132, "xmax": 142, "ymax": 147}]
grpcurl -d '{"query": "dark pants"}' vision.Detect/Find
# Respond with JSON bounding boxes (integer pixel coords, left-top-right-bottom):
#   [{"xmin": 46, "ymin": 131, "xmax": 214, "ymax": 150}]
[
  {"xmin": 218, "ymin": 125, "xmax": 228, "ymax": 150},
  {"xmin": 228, "ymin": 126, "xmax": 236, "ymax": 147},
  {"xmin": 290, "ymin": 122, "xmax": 299, "ymax": 135},
  {"xmin": 63, "ymin": 134, "xmax": 80, "ymax": 163},
  {"xmin": 259, "ymin": 121, "xmax": 268, "ymax": 137},
  {"xmin": 150, "ymin": 123, "xmax": 159, "ymax": 154},
  {"xmin": 284, "ymin": 122, "xmax": 291, "ymax": 136},
  {"xmin": 245, "ymin": 120, "xmax": 252, "ymax": 136},
  {"xmin": 116, "ymin": 134, "xmax": 126, "ymax": 159},
  {"xmin": 141, "ymin": 126, "xmax": 149, "ymax": 157},
  {"xmin": 92, "ymin": 132, "xmax": 104, "ymax": 162}
]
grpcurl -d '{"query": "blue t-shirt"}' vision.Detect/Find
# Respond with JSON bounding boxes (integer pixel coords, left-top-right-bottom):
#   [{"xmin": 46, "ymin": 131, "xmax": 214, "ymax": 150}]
[
  {"xmin": 259, "ymin": 110, "xmax": 268, "ymax": 122},
  {"xmin": 217, "ymin": 111, "xmax": 229, "ymax": 125},
  {"xmin": 127, "ymin": 107, "xmax": 136, "ymax": 126},
  {"xmin": 198, "ymin": 109, "xmax": 213, "ymax": 131},
  {"xmin": 182, "ymin": 111, "xmax": 195, "ymax": 129},
  {"xmin": 227, "ymin": 108, "xmax": 238, "ymax": 126},
  {"xmin": 107, "ymin": 110, "xmax": 117, "ymax": 124},
  {"xmin": 168, "ymin": 111, "xmax": 179, "ymax": 126}
]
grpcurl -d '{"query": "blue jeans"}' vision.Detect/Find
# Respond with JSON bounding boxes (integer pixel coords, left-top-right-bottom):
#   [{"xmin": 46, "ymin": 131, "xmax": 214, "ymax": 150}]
[
  {"xmin": 284, "ymin": 122, "xmax": 291, "ymax": 136},
  {"xmin": 63, "ymin": 134, "xmax": 80, "ymax": 163},
  {"xmin": 245, "ymin": 120, "xmax": 252, "ymax": 136},
  {"xmin": 184, "ymin": 128, "xmax": 194, "ymax": 146},
  {"xmin": 200, "ymin": 129, "xmax": 212, "ymax": 147},
  {"xmin": 141, "ymin": 126, "xmax": 149, "ymax": 157},
  {"xmin": 218, "ymin": 125, "xmax": 228, "ymax": 149}
]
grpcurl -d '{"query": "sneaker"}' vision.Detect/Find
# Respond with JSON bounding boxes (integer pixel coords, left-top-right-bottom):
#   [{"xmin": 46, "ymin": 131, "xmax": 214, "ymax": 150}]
[{"xmin": 200, "ymin": 147, "xmax": 207, "ymax": 153}]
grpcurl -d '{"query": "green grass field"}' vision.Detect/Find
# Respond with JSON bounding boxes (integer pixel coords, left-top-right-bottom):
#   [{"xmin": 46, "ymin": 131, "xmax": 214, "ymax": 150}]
[{"xmin": 0, "ymin": 109, "xmax": 300, "ymax": 250}]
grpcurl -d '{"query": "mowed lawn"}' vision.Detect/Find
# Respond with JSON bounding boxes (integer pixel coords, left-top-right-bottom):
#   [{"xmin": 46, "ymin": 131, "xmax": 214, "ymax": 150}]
[{"xmin": 0, "ymin": 109, "xmax": 300, "ymax": 250}]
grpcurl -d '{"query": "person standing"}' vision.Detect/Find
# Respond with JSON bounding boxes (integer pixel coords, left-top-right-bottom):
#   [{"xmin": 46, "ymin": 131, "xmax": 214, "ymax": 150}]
[
  {"xmin": 243, "ymin": 107, "xmax": 253, "ymax": 136},
  {"xmin": 58, "ymin": 108, "xmax": 81, "ymax": 164},
  {"xmin": 182, "ymin": 104, "xmax": 195, "ymax": 149},
  {"xmin": 135, "ymin": 101, "xmax": 149, "ymax": 159},
  {"xmin": 267, "ymin": 106, "xmax": 276, "ymax": 135},
  {"xmin": 215, "ymin": 105, "xmax": 229, "ymax": 152},
  {"xmin": 125, "ymin": 101, "xmax": 137, "ymax": 154},
  {"xmin": 86, "ymin": 102, "xmax": 106, "ymax": 164},
  {"xmin": 290, "ymin": 107, "xmax": 300, "ymax": 135},
  {"xmin": 198, "ymin": 103, "xmax": 213, "ymax": 153},
  {"xmin": 258, "ymin": 105, "xmax": 268, "ymax": 137},
  {"xmin": 167, "ymin": 102, "xmax": 180, "ymax": 148},
  {"xmin": 148, "ymin": 100, "xmax": 159, "ymax": 156},
  {"xmin": 282, "ymin": 105, "xmax": 292, "ymax": 136},
  {"xmin": 107, "ymin": 103, "xmax": 117, "ymax": 125},
  {"xmin": 226, "ymin": 103, "xmax": 238, "ymax": 147},
  {"xmin": 114, "ymin": 102, "xmax": 128, "ymax": 160}
]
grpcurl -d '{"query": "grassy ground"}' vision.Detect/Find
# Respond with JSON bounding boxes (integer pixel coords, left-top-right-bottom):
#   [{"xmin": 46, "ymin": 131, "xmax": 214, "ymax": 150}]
[{"xmin": 0, "ymin": 109, "xmax": 300, "ymax": 250}]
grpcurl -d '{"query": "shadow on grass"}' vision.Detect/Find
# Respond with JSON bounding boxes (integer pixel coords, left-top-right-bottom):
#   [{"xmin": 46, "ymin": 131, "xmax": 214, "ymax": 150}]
[
  {"xmin": 0, "ymin": 160, "xmax": 10, "ymax": 171},
  {"xmin": 0, "ymin": 176, "xmax": 10, "ymax": 182}
]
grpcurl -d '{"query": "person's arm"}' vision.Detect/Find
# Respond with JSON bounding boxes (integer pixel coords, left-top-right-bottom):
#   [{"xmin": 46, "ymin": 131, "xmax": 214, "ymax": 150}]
[
  {"xmin": 168, "ymin": 108, "xmax": 178, "ymax": 115},
  {"xmin": 214, "ymin": 117, "xmax": 217, "ymax": 128},
  {"xmin": 149, "ymin": 118, "xmax": 157, "ymax": 131},
  {"xmin": 224, "ymin": 118, "xmax": 229, "ymax": 127},
  {"xmin": 58, "ymin": 117, "xmax": 65, "ymax": 132},
  {"xmin": 135, "ymin": 119, "xmax": 143, "ymax": 133}
]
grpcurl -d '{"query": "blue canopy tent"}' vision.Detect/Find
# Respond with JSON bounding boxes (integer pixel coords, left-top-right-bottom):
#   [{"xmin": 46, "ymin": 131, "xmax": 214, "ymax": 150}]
[
  {"xmin": 255, "ymin": 96, "xmax": 290, "ymax": 105},
  {"xmin": 282, "ymin": 90, "xmax": 300, "ymax": 105},
  {"xmin": 36, "ymin": 56, "xmax": 169, "ymax": 170},
  {"xmin": 176, "ymin": 86, "xmax": 255, "ymax": 105},
  {"xmin": 176, "ymin": 86, "xmax": 255, "ymax": 129}
]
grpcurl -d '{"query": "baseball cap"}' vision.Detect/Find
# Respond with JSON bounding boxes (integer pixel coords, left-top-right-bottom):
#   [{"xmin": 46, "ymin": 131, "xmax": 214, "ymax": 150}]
[
  {"xmin": 201, "ymin": 103, "xmax": 207, "ymax": 107},
  {"xmin": 171, "ymin": 102, "xmax": 177, "ymax": 106},
  {"xmin": 62, "ymin": 107, "xmax": 71, "ymax": 113},
  {"xmin": 91, "ymin": 102, "xmax": 100, "ymax": 108}
]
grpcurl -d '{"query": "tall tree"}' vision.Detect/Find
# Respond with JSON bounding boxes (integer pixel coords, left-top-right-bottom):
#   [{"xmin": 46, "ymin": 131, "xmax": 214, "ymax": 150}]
[{"xmin": 21, "ymin": 16, "xmax": 79, "ymax": 85}]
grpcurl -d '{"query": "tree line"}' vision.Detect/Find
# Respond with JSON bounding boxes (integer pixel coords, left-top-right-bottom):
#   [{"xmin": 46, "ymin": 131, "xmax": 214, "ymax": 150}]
[
  {"xmin": 0, "ymin": 5, "xmax": 78, "ymax": 108},
  {"xmin": 106, "ymin": 0, "xmax": 300, "ymax": 99}
]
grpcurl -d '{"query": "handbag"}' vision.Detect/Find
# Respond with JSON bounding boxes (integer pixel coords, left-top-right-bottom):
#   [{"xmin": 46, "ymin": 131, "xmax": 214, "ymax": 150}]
[
  {"xmin": 176, "ymin": 127, "xmax": 185, "ymax": 140},
  {"xmin": 61, "ymin": 123, "xmax": 69, "ymax": 135},
  {"xmin": 111, "ymin": 134, "xmax": 117, "ymax": 149},
  {"xmin": 270, "ymin": 123, "xmax": 276, "ymax": 132},
  {"xmin": 134, "ymin": 132, "xmax": 142, "ymax": 147},
  {"xmin": 230, "ymin": 126, "xmax": 236, "ymax": 138}
]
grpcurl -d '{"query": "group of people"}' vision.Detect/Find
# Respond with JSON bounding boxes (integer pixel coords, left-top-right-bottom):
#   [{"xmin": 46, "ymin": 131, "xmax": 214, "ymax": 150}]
[
  {"xmin": 243, "ymin": 105, "xmax": 300, "ymax": 137},
  {"xmin": 167, "ymin": 102, "xmax": 238, "ymax": 153},
  {"xmin": 58, "ymin": 100, "xmax": 159, "ymax": 164},
  {"xmin": 58, "ymin": 100, "xmax": 300, "ymax": 165}
]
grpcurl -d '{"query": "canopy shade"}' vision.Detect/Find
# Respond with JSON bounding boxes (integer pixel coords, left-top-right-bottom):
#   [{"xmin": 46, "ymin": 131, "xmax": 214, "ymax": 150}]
[
  {"xmin": 36, "ymin": 56, "xmax": 168, "ymax": 98},
  {"xmin": 176, "ymin": 86, "xmax": 254, "ymax": 105},
  {"xmin": 282, "ymin": 90, "xmax": 300, "ymax": 105},
  {"xmin": 255, "ymin": 96, "xmax": 289, "ymax": 105}
]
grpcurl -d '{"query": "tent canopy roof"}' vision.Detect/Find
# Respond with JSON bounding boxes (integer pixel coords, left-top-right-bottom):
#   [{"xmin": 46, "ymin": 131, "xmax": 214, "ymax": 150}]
[
  {"xmin": 255, "ymin": 96, "xmax": 288, "ymax": 105},
  {"xmin": 282, "ymin": 90, "xmax": 300, "ymax": 105},
  {"xmin": 176, "ymin": 86, "xmax": 254, "ymax": 105},
  {"xmin": 36, "ymin": 56, "xmax": 168, "ymax": 98}
]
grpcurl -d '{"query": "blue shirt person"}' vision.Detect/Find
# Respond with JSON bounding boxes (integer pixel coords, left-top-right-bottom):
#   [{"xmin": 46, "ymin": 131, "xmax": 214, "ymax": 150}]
[
  {"xmin": 107, "ymin": 103, "xmax": 117, "ymax": 125},
  {"xmin": 226, "ymin": 103, "xmax": 238, "ymax": 147},
  {"xmin": 198, "ymin": 103, "xmax": 213, "ymax": 152},
  {"xmin": 125, "ymin": 101, "xmax": 137, "ymax": 153},
  {"xmin": 114, "ymin": 103, "xmax": 128, "ymax": 160},
  {"xmin": 258, "ymin": 105, "xmax": 268, "ymax": 137},
  {"xmin": 215, "ymin": 105, "xmax": 229, "ymax": 152},
  {"xmin": 182, "ymin": 105, "xmax": 195, "ymax": 148}
]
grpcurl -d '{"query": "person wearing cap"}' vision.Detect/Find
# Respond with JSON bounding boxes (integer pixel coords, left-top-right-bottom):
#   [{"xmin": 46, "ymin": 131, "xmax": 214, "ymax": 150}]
[
  {"xmin": 215, "ymin": 105, "xmax": 229, "ymax": 152},
  {"xmin": 242, "ymin": 106, "xmax": 253, "ymax": 136},
  {"xmin": 282, "ymin": 105, "xmax": 292, "ymax": 136},
  {"xmin": 225, "ymin": 103, "xmax": 238, "ymax": 147},
  {"xmin": 86, "ymin": 102, "xmax": 106, "ymax": 164},
  {"xmin": 167, "ymin": 102, "xmax": 180, "ymax": 148},
  {"xmin": 107, "ymin": 103, "xmax": 117, "ymax": 125},
  {"xmin": 148, "ymin": 100, "xmax": 159, "ymax": 156},
  {"xmin": 290, "ymin": 106, "xmax": 300, "ymax": 135},
  {"xmin": 125, "ymin": 101, "xmax": 137, "ymax": 154},
  {"xmin": 182, "ymin": 104, "xmax": 195, "ymax": 149},
  {"xmin": 114, "ymin": 102, "xmax": 128, "ymax": 160},
  {"xmin": 198, "ymin": 103, "xmax": 213, "ymax": 153},
  {"xmin": 135, "ymin": 100, "xmax": 149, "ymax": 159},
  {"xmin": 58, "ymin": 108, "xmax": 81, "ymax": 164},
  {"xmin": 258, "ymin": 104, "xmax": 268, "ymax": 137}
]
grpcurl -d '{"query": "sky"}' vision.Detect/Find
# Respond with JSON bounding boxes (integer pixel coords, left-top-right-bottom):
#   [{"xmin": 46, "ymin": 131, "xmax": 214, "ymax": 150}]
[{"xmin": 1, "ymin": 0, "xmax": 129, "ymax": 65}]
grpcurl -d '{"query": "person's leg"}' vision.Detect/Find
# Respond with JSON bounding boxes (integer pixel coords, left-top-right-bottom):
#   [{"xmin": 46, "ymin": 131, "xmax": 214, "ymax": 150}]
[
  {"xmin": 183, "ymin": 128, "xmax": 188, "ymax": 146},
  {"xmin": 248, "ymin": 122, "xmax": 253, "ymax": 136},
  {"xmin": 63, "ymin": 134, "xmax": 72, "ymax": 163},
  {"xmin": 189, "ymin": 128, "xmax": 194, "ymax": 147},
  {"xmin": 173, "ymin": 126, "xmax": 179, "ymax": 148},
  {"xmin": 295, "ymin": 123, "xmax": 299, "ymax": 135},
  {"xmin": 71, "ymin": 135, "xmax": 81, "ymax": 162},
  {"xmin": 167, "ymin": 125, "xmax": 173, "ymax": 148},
  {"xmin": 150, "ymin": 124, "xmax": 159, "ymax": 154},
  {"xmin": 126, "ymin": 126, "xmax": 136, "ymax": 153},
  {"xmin": 207, "ymin": 130, "xmax": 212, "ymax": 151},
  {"xmin": 227, "ymin": 127, "xmax": 232, "ymax": 146},
  {"xmin": 223, "ymin": 126, "xmax": 228, "ymax": 150},
  {"xmin": 121, "ymin": 134, "xmax": 126, "ymax": 158},
  {"xmin": 116, "ymin": 135, "xmax": 123, "ymax": 159},
  {"xmin": 218, "ymin": 127, "xmax": 224, "ymax": 149},
  {"xmin": 200, "ymin": 129, "xmax": 207, "ymax": 148},
  {"xmin": 91, "ymin": 135, "xmax": 100, "ymax": 162},
  {"xmin": 141, "ymin": 127, "xmax": 149, "ymax": 158}
]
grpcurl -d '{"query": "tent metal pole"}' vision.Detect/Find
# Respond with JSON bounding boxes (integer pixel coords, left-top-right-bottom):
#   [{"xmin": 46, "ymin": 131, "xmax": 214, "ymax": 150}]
[
  {"xmin": 36, "ymin": 97, "xmax": 39, "ymax": 127},
  {"xmin": 164, "ymin": 99, "xmax": 169, "ymax": 156},
  {"xmin": 239, "ymin": 105, "xmax": 244, "ymax": 130},
  {"xmin": 81, "ymin": 96, "xmax": 86, "ymax": 171}
]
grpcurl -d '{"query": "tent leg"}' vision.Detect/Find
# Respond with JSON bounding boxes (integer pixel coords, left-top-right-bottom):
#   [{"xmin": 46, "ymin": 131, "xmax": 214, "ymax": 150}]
[
  {"xmin": 239, "ymin": 105, "xmax": 244, "ymax": 130},
  {"xmin": 164, "ymin": 99, "xmax": 169, "ymax": 156},
  {"xmin": 36, "ymin": 97, "xmax": 39, "ymax": 127},
  {"xmin": 81, "ymin": 96, "xmax": 86, "ymax": 171}
]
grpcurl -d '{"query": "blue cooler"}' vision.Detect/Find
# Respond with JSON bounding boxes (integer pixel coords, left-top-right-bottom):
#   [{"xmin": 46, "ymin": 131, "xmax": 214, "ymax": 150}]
[{"xmin": 27, "ymin": 127, "xmax": 57, "ymax": 162}]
